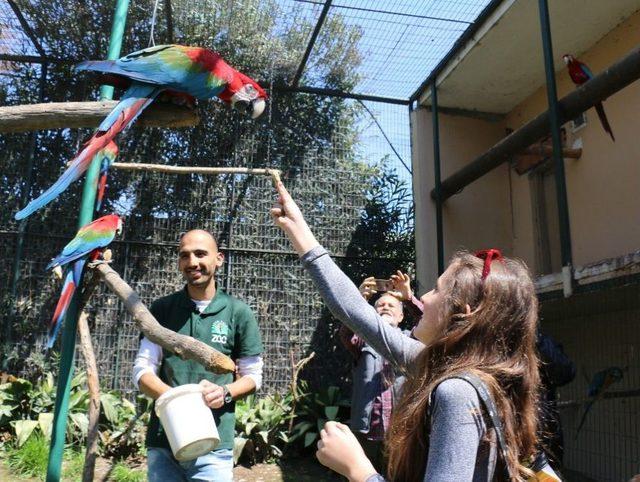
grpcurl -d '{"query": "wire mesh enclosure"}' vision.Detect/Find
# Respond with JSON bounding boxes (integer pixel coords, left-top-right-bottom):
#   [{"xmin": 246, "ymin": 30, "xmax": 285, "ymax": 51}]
[{"xmin": 0, "ymin": 0, "xmax": 424, "ymax": 396}]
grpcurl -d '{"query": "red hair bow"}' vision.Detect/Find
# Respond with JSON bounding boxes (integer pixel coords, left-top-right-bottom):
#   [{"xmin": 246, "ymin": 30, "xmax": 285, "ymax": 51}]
[{"xmin": 474, "ymin": 249, "xmax": 504, "ymax": 280}]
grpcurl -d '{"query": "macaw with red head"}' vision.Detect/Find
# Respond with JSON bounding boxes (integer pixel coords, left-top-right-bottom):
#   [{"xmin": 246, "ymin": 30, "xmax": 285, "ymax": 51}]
[
  {"xmin": 15, "ymin": 44, "xmax": 267, "ymax": 220},
  {"xmin": 46, "ymin": 214, "xmax": 122, "ymax": 347},
  {"xmin": 563, "ymin": 54, "xmax": 615, "ymax": 142}
]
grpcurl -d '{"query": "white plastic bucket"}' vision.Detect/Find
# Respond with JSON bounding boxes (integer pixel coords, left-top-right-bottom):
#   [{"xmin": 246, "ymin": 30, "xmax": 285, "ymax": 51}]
[{"xmin": 155, "ymin": 384, "xmax": 220, "ymax": 461}]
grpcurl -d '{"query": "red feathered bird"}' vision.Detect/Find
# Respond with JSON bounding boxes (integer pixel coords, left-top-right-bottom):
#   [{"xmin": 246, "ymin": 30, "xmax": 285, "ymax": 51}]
[{"xmin": 563, "ymin": 54, "xmax": 615, "ymax": 141}]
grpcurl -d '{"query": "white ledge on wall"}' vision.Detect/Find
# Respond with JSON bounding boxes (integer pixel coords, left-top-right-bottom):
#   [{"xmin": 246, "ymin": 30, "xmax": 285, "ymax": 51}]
[{"xmin": 534, "ymin": 249, "xmax": 640, "ymax": 294}]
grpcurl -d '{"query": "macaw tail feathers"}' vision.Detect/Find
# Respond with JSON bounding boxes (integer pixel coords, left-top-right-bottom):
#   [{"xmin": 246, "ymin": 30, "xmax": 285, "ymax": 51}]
[
  {"xmin": 575, "ymin": 399, "xmax": 595, "ymax": 437},
  {"xmin": 46, "ymin": 261, "xmax": 84, "ymax": 348},
  {"xmin": 94, "ymin": 143, "xmax": 118, "ymax": 213},
  {"xmin": 15, "ymin": 157, "xmax": 87, "ymax": 220},
  {"xmin": 14, "ymin": 85, "xmax": 154, "ymax": 221},
  {"xmin": 95, "ymin": 171, "xmax": 108, "ymax": 213},
  {"xmin": 594, "ymin": 102, "xmax": 615, "ymax": 142}
]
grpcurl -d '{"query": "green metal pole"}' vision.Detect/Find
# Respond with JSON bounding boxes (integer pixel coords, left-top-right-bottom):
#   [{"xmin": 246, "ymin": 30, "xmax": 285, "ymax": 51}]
[
  {"xmin": 538, "ymin": 0, "xmax": 573, "ymax": 294},
  {"xmin": 45, "ymin": 1, "xmax": 129, "ymax": 480},
  {"xmin": 431, "ymin": 81, "xmax": 444, "ymax": 276}
]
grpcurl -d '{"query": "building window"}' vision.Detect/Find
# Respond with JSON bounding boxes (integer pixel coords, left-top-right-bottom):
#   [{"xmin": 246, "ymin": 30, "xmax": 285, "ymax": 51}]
[{"xmin": 571, "ymin": 112, "xmax": 587, "ymax": 133}]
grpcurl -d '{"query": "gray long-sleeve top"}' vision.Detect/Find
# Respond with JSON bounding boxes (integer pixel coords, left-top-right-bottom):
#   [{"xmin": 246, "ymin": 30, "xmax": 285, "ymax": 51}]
[{"xmin": 301, "ymin": 246, "xmax": 497, "ymax": 481}]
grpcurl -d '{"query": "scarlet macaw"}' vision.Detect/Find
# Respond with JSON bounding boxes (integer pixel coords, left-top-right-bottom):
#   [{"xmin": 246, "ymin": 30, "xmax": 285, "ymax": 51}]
[
  {"xmin": 15, "ymin": 45, "xmax": 267, "ymax": 220},
  {"xmin": 46, "ymin": 214, "xmax": 122, "ymax": 347},
  {"xmin": 563, "ymin": 54, "xmax": 615, "ymax": 141}
]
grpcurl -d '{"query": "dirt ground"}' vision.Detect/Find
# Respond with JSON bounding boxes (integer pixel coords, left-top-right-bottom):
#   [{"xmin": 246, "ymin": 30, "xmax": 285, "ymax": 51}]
[
  {"xmin": 234, "ymin": 458, "xmax": 343, "ymax": 482},
  {"xmin": 0, "ymin": 456, "xmax": 343, "ymax": 481}
]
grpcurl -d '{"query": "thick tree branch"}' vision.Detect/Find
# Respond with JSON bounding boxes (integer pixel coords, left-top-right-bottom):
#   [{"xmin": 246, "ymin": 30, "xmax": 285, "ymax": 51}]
[
  {"xmin": 91, "ymin": 262, "xmax": 235, "ymax": 374},
  {"xmin": 0, "ymin": 101, "xmax": 199, "ymax": 133}
]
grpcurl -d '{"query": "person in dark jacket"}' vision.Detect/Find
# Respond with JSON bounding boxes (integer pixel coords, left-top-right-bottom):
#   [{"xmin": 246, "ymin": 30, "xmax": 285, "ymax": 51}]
[{"xmin": 537, "ymin": 330, "xmax": 576, "ymax": 468}]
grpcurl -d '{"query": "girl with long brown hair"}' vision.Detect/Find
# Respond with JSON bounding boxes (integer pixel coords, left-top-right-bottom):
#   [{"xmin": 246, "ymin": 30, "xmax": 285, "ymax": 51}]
[{"xmin": 271, "ymin": 181, "xmax": 558, "ymax": 481}]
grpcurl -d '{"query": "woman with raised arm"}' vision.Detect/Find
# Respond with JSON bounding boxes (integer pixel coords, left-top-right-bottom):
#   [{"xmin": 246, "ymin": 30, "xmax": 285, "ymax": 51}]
[{"xmin": 271, "ymin": 181, "xmax": 558, "ymax": 482}]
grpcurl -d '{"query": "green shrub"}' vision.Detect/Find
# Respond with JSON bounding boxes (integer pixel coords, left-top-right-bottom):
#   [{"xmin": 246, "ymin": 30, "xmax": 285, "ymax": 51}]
[
  {"xmin": 234, "ymin": 392, "xmax": 293, "ymax": 464},
  {"xmin": 0, "ymin": 371, "xmax": 89, "ymax": 446},
  {"xmin": 233, "ymin": 382, "xmax": 351, "ymax": 465},
  {"xmin": 0, "ymin": 371, "xmax": 148, "ymax": 462},
  {"xmin": 288, "ymin": 381, "xmax": 350, "ymax": 450}
]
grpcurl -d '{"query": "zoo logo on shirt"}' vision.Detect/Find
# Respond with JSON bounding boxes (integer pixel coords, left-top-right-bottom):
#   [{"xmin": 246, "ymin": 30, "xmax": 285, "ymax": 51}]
[{"xmin": 210, "ymin": 320, "xmax": 229, "ymax": 344}]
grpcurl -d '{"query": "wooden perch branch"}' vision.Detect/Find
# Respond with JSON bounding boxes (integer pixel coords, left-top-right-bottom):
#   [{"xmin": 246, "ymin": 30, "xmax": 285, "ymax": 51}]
[
  {"xmin": 0, "ymin": 101, "xmax": 199, "ymax": 133},
  {"xmin": 77, "ymin": 311, "xmax": 100, "ymax": 482},
  {"xmin": 112, "ymin": 162, "xmax": 282, "ymax": 185},
  {"xmin": 91, "ymin": 262, "xmax": 235, "ymax": 374}
]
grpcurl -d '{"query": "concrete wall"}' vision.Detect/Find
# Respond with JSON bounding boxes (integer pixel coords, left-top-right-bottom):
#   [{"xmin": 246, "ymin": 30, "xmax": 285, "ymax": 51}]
[
  {"xmin": 505, "ymin": 9, "xmax": 640, "ymax": 269},
  {"xmin": 411, "ymin": 107, "xmax": 506, "ymax": 291}
]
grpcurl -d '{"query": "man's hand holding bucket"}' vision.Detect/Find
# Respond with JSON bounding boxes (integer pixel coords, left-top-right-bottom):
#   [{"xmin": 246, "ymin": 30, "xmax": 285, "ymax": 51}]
[{"xmin": 199, "ymin": 379, "xmax": 227, "ymax": 409}]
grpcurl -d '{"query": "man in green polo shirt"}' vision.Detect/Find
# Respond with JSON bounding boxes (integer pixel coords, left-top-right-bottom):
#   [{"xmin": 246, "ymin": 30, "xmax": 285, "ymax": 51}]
[{"xmin": 132, "ymin": 230, "xmax": 263, "ymax": 481}]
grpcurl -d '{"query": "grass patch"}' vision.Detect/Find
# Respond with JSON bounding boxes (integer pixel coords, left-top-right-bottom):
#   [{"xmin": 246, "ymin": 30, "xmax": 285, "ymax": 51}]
[
  {"xmin": 4, "ymin": 434, "xmax": 49, "ymax": 479},
  {"xmin": 3, "ymin": 436, "xmax": 87, "ymax": 481},
  {"xmin": 111, "ymin": 460, "xmax": 147, "ymax": 482},
  {"xmin": 62, "ymin": 449, "xmax": 85, "ymax": 480}
]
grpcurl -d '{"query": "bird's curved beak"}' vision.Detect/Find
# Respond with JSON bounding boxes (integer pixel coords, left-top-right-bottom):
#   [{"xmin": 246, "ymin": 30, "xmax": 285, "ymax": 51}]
[{"xmin": 251, "ymin": 98, "xmax": 266, "ymax": 119}]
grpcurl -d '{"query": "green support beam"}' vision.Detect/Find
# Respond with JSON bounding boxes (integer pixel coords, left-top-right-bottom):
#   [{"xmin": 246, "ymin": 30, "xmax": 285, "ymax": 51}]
[
  {"xmin": 538, "ymin": 0, "xmax": 573, "ymax": 292},
  {"xmin": 45, "ymin": 1, "xmax": 130, "ymax": 480},
  {"xmin": 431, "ymin": 81, "xmax": 444, "ymax": 276}
]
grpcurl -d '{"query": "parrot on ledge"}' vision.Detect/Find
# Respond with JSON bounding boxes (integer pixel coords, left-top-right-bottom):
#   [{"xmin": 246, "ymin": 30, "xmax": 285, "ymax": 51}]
[
  {"xmin": 15, "ymin": 44, "xmax": 267, "ymax": 220},
  {"xmin": 563, "ymin": 54, "xmax": 615, "ymax": 142},
  {"xmin": 46, "ymin": 214, "xmax": 122, "ymax": 347}
]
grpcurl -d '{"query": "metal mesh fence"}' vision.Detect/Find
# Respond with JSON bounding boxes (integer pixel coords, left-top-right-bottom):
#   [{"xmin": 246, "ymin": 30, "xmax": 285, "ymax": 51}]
[
  {"xmin": 539, "ymin": 284, "xmax": 640, "ymax": 482},
  {"xmin": 0, "ymin": 64, "xmax": 415, "ymax": 396}
]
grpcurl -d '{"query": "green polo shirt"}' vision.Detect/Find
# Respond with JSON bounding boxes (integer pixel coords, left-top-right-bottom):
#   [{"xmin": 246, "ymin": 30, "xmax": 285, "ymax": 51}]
[{"xmin": 145, "ymin": 286, "xmax": 263, "ymax": 451}]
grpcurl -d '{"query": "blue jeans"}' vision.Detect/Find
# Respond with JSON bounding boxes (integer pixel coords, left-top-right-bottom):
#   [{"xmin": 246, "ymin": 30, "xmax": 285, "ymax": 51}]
[{"xmin": 147, "ymin": 447, "xmax": 234, "ymax": 482}]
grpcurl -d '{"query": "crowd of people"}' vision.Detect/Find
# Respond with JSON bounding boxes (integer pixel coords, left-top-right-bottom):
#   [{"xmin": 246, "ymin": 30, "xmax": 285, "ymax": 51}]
[{"xmin": 131, "ymin": 180, "xmax": 577, "ymax": 481}]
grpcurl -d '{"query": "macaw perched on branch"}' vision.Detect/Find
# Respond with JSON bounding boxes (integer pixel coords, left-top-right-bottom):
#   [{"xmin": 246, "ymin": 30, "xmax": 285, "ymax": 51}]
[
  {"xmin": 15, "ymin": 44, "xmax": 267, "ymax": 220},
  {"xmin": 563, "ymin": 54, "xmax": 615, "ymax": 141},
  {"xmin": 46, "ymin": 214, "xmax": 122, "ymax": 347},
  {"xmin": 575, "ymin": 366, "xmax": 625, "ymax": 435}
]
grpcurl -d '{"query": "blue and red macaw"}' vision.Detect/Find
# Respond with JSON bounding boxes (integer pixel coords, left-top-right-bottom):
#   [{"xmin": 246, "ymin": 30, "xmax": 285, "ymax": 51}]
[
  {"xmin": 15, "ymin": 44, "xmax": 268, "ymax": 220},
  {"xmin": 46, "ymin": 214, "xmax": 122, "ymax": 347},
  {"xmin": 563, "ymin": 54, "xmax": 615, "ymax": 141},
  {"xmin": 575, "ymin": 366, "xmax": 625, "ymax": 435}
]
